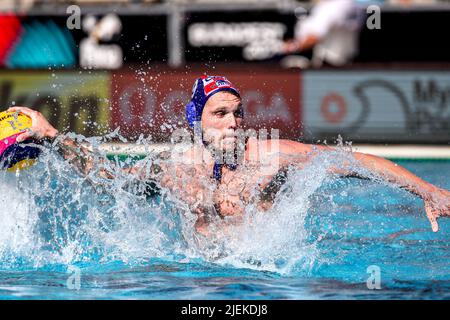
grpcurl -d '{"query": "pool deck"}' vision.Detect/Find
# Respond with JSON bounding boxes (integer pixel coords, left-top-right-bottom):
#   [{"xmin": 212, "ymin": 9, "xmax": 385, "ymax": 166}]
[
  {"xmin": 99, "ymin": 143, "xmax": 450, "ymax": 160},
  {"xmin": 352, "ymin": 145, "xmax": 450, "ymax": 160}
]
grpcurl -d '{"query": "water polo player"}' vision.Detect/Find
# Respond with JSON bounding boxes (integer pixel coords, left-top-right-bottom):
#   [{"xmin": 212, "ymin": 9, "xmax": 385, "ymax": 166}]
[{"xmin": 5, "ymin": 76, "xmax": 450, "ymax": 234}]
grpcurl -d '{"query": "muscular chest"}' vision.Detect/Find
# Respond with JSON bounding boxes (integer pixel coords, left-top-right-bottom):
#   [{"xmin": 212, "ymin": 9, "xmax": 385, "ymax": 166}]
[
  {"xmin": 213, "ymin": 167, "xmax": 288, "ymax": 217},
  {"xmin": 162, "ymin": 162, "xmax": 287, "ymax": 218}
]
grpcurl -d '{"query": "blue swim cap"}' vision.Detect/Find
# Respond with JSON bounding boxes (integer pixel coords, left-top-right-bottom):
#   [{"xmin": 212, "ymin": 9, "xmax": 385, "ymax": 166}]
[{"xmin": 185, "ymin": 76, "xmax": 241, "ymax": 128}]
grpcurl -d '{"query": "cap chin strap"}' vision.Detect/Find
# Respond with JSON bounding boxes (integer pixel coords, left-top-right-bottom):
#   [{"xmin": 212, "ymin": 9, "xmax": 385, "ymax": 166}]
[
  {"xmin": 213, "ymin": 162, "xmax": 238, "ymax": 182},
  {"xmin": 193, "ymin": 121, "xmax": 239, "ymax": 182},
  {"xmin": 201, "ymin": 137, "xmax": 238, "ymax": 182},
  {"xmin": 206, "ymin": 142, "xmax": 238, "ymax": 182}
]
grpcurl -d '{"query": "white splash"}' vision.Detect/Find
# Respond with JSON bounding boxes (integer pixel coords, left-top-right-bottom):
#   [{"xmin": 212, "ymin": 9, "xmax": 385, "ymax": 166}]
[{"xmin": 0, "ymin": 137, "xmax": 373, "ymax": 275}]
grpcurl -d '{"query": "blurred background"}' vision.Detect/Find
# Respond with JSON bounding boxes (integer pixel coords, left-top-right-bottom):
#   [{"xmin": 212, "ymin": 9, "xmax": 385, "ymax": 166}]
[{"xmin": 0, "ymin": 0, "xmax": 449, "ymax": 147}]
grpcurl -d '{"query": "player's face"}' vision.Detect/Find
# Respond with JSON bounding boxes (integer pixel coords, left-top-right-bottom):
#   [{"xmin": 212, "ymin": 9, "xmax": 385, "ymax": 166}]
[{"xmin": 201, "ymin": 91, "xmax": 243, "ymax": 153}]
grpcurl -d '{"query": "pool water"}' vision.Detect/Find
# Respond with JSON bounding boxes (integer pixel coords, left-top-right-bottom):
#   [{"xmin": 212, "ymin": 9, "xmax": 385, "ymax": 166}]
[{"xmin": 0, "ymin": 145, "xmax": 449, "ymax": 300}]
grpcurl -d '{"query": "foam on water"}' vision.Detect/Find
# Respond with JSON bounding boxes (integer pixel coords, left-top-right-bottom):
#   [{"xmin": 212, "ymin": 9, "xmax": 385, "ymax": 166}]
[
  {"xmin": 0, "ymin": 136, "xmax": 382, "ymax": 275},
  {"xmin": 0, "ymin": 137, "xmax": 183, "ymax": 268}
]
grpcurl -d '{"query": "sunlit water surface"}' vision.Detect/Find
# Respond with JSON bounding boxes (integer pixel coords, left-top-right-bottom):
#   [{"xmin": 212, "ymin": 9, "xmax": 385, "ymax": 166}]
[{"xmin": 0, "ymin": 141, "xmax": 449, "ymax": 299}]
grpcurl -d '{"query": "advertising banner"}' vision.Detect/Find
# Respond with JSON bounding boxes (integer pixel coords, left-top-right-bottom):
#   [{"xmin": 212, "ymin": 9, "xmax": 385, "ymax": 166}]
[
  {"xmin": 184, "ymin": 10, "xmax": 297, "ymax": 62},
  {"xmin": 0, "ymin": 71, "xmax": 111, "ymax": 136},
  {"xmin": 0, "ymin": 14, "xmax": 167, "ymax": 69},
  {"xmin": 111, "ymin": 69, "xmax": 302, "ymax": 141},
  {"xmin": 5, "ymin": 69, "xmax": 448, "ymax": 144},
  {"xmin": 303, "ymin": 71, "xmax": 450, "ymax": 143}
]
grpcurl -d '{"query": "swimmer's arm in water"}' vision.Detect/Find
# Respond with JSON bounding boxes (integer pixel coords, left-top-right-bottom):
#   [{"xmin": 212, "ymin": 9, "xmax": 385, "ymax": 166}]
[
  {"xmin": 53, "ymin": 137, "xmax": 169, "ymax": 187},
  {"xmin": 344, "ymin": 152, "xmax": 449, "ymax": 232},
  {"xmin": 274, "ymin": 139, "xmax": 450, "ymax": 232},
  {"xmin": 53, "ymin": 135, "xmax": 115, "ymax": 179}
]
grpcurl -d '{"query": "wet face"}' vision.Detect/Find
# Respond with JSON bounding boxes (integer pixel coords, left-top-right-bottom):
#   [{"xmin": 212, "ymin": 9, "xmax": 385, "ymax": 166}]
[{"xmin": 201, "ymin": 91, "xmax": 243, "ymax": 153}]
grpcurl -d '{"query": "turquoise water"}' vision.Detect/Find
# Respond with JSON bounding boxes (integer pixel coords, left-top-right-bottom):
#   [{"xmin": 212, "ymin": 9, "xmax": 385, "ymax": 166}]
[{"xmin": 0, "ymin": 146, "xmax": 449, "ymax": 300}]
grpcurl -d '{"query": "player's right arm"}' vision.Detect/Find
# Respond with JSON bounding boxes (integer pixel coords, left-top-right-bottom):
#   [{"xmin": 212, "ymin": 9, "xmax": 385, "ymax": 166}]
[
  {"xmin": 7, "ymin": 106, "xmax": 164, "ymax": 184},
  {"xmin": 8, "ymin": 106, "xmax": 119, "ymax": 180}
]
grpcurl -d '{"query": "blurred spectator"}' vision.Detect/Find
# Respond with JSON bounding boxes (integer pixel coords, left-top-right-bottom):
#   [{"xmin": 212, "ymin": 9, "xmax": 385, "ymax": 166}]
[{"xmin": 281, "ymin": 0, "xmax": 365, "ymax": 68}]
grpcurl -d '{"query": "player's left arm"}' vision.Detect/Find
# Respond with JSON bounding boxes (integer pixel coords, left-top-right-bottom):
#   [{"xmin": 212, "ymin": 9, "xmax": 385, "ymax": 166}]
[
  {"xmin": 272, "ymin": 139, "xmax": 450, "ymax": 232},
  {"xmin": 348, "ymin": 151, "xmax": 449, "ymax": 233}
]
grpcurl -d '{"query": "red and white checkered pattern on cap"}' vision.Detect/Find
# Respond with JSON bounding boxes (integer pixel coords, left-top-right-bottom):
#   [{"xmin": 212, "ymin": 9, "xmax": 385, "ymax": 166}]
[{"xmin": 201, "ymin": 76, "xmax": 236, "ymax": 97}]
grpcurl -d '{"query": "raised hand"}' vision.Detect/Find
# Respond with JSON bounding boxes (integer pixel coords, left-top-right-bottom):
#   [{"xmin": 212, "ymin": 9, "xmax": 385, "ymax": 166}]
[
  {"xmin": 7, "ymin": 106, "xmax": 58, "ymax": 142},
  {"xmin": 424, "ymin": 187, "xmax": 450, "ymax": 232}
]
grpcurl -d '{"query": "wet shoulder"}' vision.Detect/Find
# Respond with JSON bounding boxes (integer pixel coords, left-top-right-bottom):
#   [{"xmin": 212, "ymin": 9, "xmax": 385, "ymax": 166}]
[{"xmin": 245, "ymin": 138, "xmax": 303, "ymax": 163}]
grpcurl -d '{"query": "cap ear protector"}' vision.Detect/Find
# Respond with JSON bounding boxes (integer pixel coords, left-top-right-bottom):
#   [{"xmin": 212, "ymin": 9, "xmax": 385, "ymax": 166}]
[
  {"xmin": 0, "ymin": 111, "xmax": 41, "ymax": 171},
  {"xmin": 185, "ymin": 76, "xmax": 241, "ymax": 128}
]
